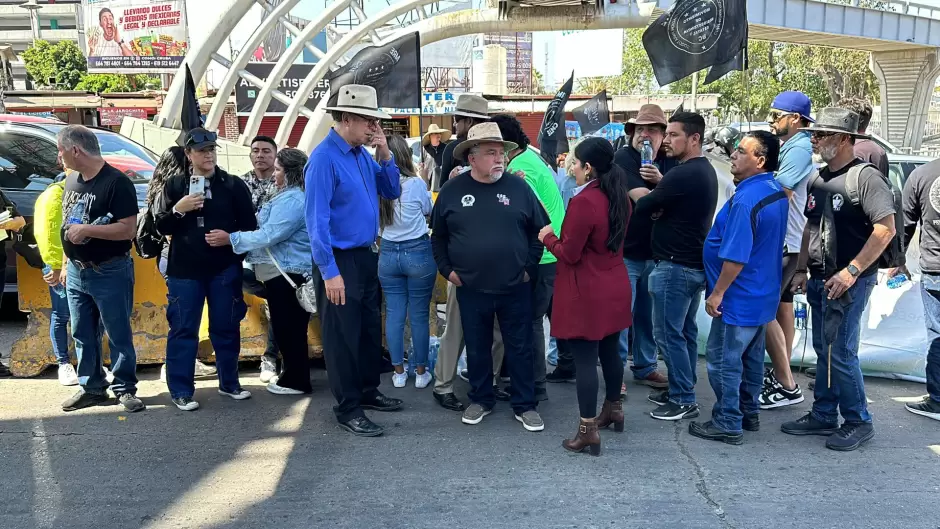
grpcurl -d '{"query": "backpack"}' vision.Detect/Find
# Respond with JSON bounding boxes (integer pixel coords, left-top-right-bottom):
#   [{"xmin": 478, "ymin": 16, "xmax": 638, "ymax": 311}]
[
  {"xmin": 133, "ymin": 207, "xmax": 164, "ymax": 259},
  {"xmin": 808, "ymin": 162, "xmax": 905, "ymax": 269}
]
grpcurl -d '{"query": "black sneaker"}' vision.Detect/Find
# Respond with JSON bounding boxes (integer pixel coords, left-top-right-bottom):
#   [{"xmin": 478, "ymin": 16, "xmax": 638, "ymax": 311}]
[
  {"xmin": 904, "ymin": 396, "xmax": 940, "ymax": 421},
  {"xmin": 743, "ymin": 414, "xmax": 760, "ymax": 432},
  {"xmin": 825, "ymin": 422, "xmax": 874, "ymax": 451},
  {"xmin": 173, "ymin": 397, "xmax": 200, "ymax": 411},
  {"xmin": 780, "ymin": 413, "xmax": 838, "ymax": 436},
  {"xmin": 118, "ymin": 394, "xmax": 146, "ymax": 413},
  {"xmin": 546, "ymin": 369, "xmax": 576, "ymax": 383},
  {"xmin": 648, "ymin": 389, "xmax": 669, "ymax": 406},
  {"xmin": 494, "ymin": 385, "xmax": 511, "ymax": 401},
  {"xmin": 762, "ymin": 367, "xmax": 775, "ymax": 388},
  {"xmin": 804, "ymin": 367, "xmax": 817, "ymax": 377},
  {"xmin": 650, "ymin": 401, "xmax": 699, "ymax": 421},
  {"xmin": 62, "ymin": 390, "xmax": 109, "ymax": 412},
  {"xmin": 759, "ymin": 382, "xmax": 805, "ymax": 409},
  {"xmin": 689, "ymin": 421, "xmax": 744, "ymax": 445}
]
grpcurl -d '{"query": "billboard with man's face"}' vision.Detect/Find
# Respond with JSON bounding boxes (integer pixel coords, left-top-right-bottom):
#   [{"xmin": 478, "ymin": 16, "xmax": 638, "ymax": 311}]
[{"xmin": 82, "ymin": 0, "xmax": 189, "ymax": 73}]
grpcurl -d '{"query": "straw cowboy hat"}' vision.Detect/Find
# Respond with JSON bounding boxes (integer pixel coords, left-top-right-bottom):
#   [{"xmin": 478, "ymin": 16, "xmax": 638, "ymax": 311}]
[
  {"xmin": 625, "ymin": 104, "xmax": 667, "ymax": 136},
  {"xmin": 453, "ymin": 122, "xmax": 518, "ymax": 160},
  {"xmin": 800, "ymin": 107, "xmax": 870, "ymax": 138},
  {"xmin": 422, "ymin": 123, "xmax": 452, "ymax": 145},
  {"xmin": 453, "ymin": 94, "xmax": 490, "ymax": 120},
  {"xmin": 324, "ymin": 84, "xmax": 391, "ymax": 120}
]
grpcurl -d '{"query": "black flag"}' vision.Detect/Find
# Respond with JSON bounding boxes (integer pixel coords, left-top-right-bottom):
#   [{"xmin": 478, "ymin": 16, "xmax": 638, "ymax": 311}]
[
  {"xmin": 537, "ymin": 71, "xmax": 574, "ymax": 171},
  {"xmin": 176, "ymin": 64, "xmax": 203, "ymax": 146},
  {"xmin": 573, "ymin": 91, "xmax": 610, "ymax": 136},
  {"xmin": 642, "ymin": 0, "xmax": 747, "ymax": 86},
  {"xmin": 327, "ymin": 32, "xmax": 422, "ymax": 109}
]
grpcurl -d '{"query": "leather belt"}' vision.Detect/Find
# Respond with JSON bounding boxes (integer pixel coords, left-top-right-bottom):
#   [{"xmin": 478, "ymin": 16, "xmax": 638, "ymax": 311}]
[{"xmin": 71, "ymin": 253, "xmax": 129, "ymax": 271}]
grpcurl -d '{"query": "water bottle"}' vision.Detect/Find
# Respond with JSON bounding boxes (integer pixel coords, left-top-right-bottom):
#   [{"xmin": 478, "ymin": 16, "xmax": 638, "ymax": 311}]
[
  {"xmin": 428, "ymin": 336, "xmax": 441, "ymax": 373},
  {"xmin": 886, "ymin": 273, "xmax": 908, "ymax": 289},
  {"xmin": 42, "ymin": 265, "xmax": 66, "ymax": 298},
  {"xmin": 76, "ymin": 213, "xmax": 114, "ymax": 245},
  {"xmin": 641, "ymin": 139, "xmax": 654, "ymax": 166},
  {"xmin": 65, "ymin": 199, "xmax": 86, "ymax": 226},
  {"xmin": 793, "ymin": 293, "xmax": 808, "ymax": 330}
]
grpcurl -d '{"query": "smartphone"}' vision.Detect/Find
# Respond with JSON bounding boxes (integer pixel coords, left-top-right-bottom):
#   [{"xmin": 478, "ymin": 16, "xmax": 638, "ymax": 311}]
[{"xmin": 188, "ymin": 175, "xmax": 206, "ymax": 196}]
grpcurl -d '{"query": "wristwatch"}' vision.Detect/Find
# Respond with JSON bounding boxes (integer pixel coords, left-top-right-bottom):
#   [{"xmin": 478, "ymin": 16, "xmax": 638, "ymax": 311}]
[
  {"xmin": 172, "ymin": 205, "xmax": 185, "ymax": 218},
  {"xmin": 846, "ymin": 263, "xmax": 861, "ymax": 277}
]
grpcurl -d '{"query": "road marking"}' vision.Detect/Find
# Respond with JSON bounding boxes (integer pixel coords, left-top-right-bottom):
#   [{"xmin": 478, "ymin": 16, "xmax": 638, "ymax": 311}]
[{"xmin": 30, "ymin": 418, "xmax": 61, "ymax": 529}]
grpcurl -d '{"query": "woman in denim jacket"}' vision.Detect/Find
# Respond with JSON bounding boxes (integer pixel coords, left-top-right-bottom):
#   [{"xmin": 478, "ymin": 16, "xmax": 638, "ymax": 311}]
[
  {"xmin": 378, "ymin": 135, "xmax": 435, "ymax": 389},
  {"xmin": 209, "ymin": 148, "xmax": 312, "ymax": 395}
]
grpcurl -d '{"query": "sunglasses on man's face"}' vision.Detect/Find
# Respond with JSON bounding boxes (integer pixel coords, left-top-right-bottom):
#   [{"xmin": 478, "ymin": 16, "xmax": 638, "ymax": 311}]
[
  {"xmin": 810, "ymin": 131, "xmax": 839, "ymax": 140},
  {"xmin": 767, "ymin": 111, "xmax": 795, "ymax": 123}
]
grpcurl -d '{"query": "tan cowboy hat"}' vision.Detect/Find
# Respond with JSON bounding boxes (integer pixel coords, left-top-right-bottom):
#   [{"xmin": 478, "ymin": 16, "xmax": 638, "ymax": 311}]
[
  {"xmin": 453, "ymin": 122, "xmax": 517, "ymax": 161},
  {"xmin": 625, "ymin": 104, "xmax": 667, "ymax": 136},
  {"xmin": 422, "ymin": 123, "xmax": 452, "ymax": 145},
  {"xmin": 324, "ymin": 84, "xmax": 391, "ymax": 120},
  {"xmin": 453, "ymin": 94, "xmax": 490, "ymax": 120}
]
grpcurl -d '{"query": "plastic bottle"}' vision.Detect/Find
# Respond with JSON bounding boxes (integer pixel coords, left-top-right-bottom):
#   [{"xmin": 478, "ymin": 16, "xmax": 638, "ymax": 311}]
[
  {"xmin": 76, "ymin": 213, "xmax": 113, "ymax": 245},
  {"xmin": 793, "ymin": 293, "xmax": 808, "ymax": 330},
  {"xmin": 428, "ymin": 336, "xmax": 441, "ymax": 373},
  {"xmin": 886, "ymin": 273, "xmax": 908, "ymax": 289},
  {"xmin": 641, "ymin": 139, "xmax": 654, "ymax": 166},
  {"xmin": 65, "ymin": 199, "xmax": 86, "ymax": 226},
  {"xmin": 42, "ymin": 265, "xmax": 66, "ymax": 298}
]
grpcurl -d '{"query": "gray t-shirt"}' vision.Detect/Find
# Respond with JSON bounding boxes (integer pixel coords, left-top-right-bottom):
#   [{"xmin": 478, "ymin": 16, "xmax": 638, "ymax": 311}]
[{"xmin": 902, "ymin": 158, "xmax": 940, "ymax": 273}]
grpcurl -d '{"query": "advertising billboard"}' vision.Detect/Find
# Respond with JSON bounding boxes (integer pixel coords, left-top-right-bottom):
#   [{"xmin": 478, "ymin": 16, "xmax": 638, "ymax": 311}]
[
  {"xmin": 483, "ymin": 32, "xmax": 532, "ymax": 94},
  {"xmin": 235, "ymin": 63, "xmax": 329, "ymax": 116},
  {"xmin": 82, "ymin": 0, "xmax": 189, "ymax": 73}
]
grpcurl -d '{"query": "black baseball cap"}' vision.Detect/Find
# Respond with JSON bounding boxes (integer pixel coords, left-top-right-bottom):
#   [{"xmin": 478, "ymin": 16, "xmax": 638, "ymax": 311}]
[{"xmin": 184, "ymin": 128, "xmax": 218, "ymax": 150}]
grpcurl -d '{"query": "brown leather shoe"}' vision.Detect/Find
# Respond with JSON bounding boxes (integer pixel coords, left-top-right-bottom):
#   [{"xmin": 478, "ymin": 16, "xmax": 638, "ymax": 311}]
[
  {"xmin": 562, "ymin": 418, "xmax": 601, "ymax": 456},
  {"xmin": 636, "ymin": 371, "xmax": 669, "ymax": 389},
  {"xmin": 595, "ymin": 399, "xmax": 624, "ymax": 432}
]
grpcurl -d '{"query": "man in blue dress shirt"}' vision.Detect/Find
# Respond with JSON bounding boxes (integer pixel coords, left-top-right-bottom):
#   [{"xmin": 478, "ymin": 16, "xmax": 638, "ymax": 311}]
[{"xmin": 305, "ymin": 85, "xmax": 403, "ymax": 437}]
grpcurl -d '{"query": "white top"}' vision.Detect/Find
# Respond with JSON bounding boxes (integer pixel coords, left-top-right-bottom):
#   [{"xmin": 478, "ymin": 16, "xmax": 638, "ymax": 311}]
[{"xmin": 380, "ymin": 177, "xmax": 432, "ymax": 242}]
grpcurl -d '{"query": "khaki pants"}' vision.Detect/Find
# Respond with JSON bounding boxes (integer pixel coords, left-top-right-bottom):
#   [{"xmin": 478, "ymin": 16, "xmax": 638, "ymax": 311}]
[{"xmin": 434, "ymin": 282, "xmax": 504, "ymax": 394}]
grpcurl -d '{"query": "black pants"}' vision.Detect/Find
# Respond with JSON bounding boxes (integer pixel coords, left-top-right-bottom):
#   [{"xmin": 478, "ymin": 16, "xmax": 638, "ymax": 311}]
[
  {"xmin": 244, "ymin": 267, "xmax": 279, "ymax": 360},
  {"xmin": 562, "ymin": 333, "xmax": 624, "ymax": 418},
  {"xmin": 312, "ymin": 247, "xmax": 383, "ymax": 422},
  {"xmin": 457, "ymin": 283, "xmax": 535, "ymax": 414},
  {"xmin": 530, "ymin": 263, "xmax": 555, "ymax": 390},
  {"xmin": 264, "ymin": 275, "xmax": 312, "ymax": 393}
]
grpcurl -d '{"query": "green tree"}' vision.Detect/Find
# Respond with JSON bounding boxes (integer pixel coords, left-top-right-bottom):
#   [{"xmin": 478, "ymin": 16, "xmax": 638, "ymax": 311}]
[
  {"xmin": 75, "ymin": 74, "xmax": 161, "ymax": 93},
  {"xmin": 22, "ymin": 40, "xmax": 86, "ymax": 89}
]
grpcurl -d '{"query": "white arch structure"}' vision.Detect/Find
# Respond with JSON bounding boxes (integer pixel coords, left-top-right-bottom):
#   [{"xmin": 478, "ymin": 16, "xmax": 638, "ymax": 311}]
[{"xmin": 158, "ymin": 0, "xmax": 653, "ymax": 151}]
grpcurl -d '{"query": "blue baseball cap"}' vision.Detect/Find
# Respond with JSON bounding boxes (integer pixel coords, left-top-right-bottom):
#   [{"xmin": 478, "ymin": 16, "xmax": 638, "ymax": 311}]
[{"xmin": 770, "ymin": 91, "xmax": 814, "ymax": 123}]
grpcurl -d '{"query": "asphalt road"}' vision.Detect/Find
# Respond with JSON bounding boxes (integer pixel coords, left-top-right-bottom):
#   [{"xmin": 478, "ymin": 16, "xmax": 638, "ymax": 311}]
[{"xmin": 0, "ymin": 313, "xmax": 938, "ymax": 529}]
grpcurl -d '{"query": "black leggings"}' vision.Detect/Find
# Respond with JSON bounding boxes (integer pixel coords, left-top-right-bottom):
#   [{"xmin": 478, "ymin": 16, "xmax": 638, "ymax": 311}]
[
  {"xmin": 264, "ymin": 275, "xmax": 312, "ymax": 393},
  {"xmin": 562, "ymin": 333, "xmax": 624, "ymax": 418}
]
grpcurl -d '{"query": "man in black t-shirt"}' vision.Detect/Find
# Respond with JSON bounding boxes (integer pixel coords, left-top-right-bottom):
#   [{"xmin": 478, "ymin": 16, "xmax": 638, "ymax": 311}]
[
  {"xmin": 438, "ymin": 94, "xmax": 490, "ymax": 188},
  {"xmin": 55, "ymin": 125, "xmax": 143, "ymax": 413},
  {"xmin": 633, "ymin": 112, "xmax": 718, "ymax": 422},
  {"xmin": 898, "ymin": 159, "xmax": 940, "ymax": 421},
  {"xmin": 782, "ymin": 108, "xmax": 896, "ymax": 451},
  {"xmin": 609, "ymin": 104, "xmax": 676, "ymax": 392}
]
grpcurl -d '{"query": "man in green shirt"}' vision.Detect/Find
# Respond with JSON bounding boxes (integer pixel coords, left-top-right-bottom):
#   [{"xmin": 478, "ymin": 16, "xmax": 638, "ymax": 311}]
[{"xmin": 493, "ymin": 114, "xmax": 565, "ymax": 400}]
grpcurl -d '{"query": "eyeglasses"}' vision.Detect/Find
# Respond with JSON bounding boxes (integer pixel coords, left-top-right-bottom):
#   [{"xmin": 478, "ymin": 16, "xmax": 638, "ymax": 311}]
[
  {"xmin": 185, "ymin": 130, "xmax": 218, "ymax": 146},
  {"xmin": 767, "ymin": 111, "xmax": 795, "ymax": 123},
  {"xmin": 810, "ymin": 131, "xmax": 839, "ymax": 140}
]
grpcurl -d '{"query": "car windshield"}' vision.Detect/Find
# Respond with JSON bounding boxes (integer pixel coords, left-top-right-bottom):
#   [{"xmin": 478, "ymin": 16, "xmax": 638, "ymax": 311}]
[{"xmin": 37, "ymin": 123, "xmax": 157, "ymax": 164}]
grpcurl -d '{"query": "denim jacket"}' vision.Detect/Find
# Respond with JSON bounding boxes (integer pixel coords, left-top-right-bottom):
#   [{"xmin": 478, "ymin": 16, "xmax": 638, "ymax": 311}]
[{"xmin": 230, "ymin": 187, "xmax": 312, "ymax": 276}]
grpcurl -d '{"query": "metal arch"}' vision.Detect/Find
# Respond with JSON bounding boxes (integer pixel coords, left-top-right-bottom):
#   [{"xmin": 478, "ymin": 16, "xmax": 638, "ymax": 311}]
[
  {"xmin": 240, "ymin": 0, "xmax": 356, "ymax": 146},
  {"xmin": 269, "ymin": 0, "xmax": 441, "ymax": 148},
  {"xmin": 204, "ymin": 0, "xmax": 304, "ymax": 131},
  {"xmin": 156, "ymin": 0, "xmax": 257, "ymax": 128}
]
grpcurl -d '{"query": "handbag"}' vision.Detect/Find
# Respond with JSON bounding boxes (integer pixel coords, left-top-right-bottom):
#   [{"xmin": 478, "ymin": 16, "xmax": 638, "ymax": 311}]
[{"xmin": 265, "ymin": 248, "xmax": 317, "ymax": 314}]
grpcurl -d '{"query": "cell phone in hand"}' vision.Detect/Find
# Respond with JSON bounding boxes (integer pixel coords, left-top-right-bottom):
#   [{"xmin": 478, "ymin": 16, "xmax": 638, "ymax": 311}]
[{"xmin": 189, "ymin": 175, "xmax": 206, "ymax": 196}]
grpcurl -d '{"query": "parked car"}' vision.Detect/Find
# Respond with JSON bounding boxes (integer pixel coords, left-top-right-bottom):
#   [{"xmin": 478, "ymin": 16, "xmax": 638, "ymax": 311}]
[{"xmin": 0, "ymin": 115, "xmax": 158, "ymax": 293}]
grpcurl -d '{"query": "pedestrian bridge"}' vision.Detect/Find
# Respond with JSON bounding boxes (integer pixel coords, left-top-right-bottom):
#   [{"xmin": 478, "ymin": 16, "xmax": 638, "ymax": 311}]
[{"xmin": 149, "ymin": 0, "xmax": 940, "ymax": 155}]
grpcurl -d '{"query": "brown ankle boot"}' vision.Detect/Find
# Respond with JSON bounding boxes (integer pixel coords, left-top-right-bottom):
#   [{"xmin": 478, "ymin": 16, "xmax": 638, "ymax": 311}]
[
  {"xmin": 596, "ymin": 400, "xmax": 625, "ymax": 432},
  {"xmin": 562, "ymin": 418, "xmax": 601, "ymax": 456}
]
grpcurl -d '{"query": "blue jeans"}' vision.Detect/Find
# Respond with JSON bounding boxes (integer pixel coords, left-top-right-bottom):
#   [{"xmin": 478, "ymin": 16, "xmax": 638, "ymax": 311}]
[
  {"xmin": 66, "ymin": 256, "xmax": 137, "ymax": 396},
  {"xmin": 547, "ymin": 337, "xmax": 558, "ymax": 365},
  {"xmin": 921, "ymin": 273, "xmax": 940, "ymax": 403},
  {"xmin": 705, "ymin": 318, "xmax": 766, "ymax": 434},
  {"xmin": 807, "ymin": 274, "xmax": 876, "ymax": 424},
  {"xmin": 49, "ymin": 286, "xmax": 71, "ymax": 365},
  {"xmin": 456, "ymin": 283, "xmax": 535, "ymax": 413},
  {"xmin": 620, "ymin": 258, "xmax": 658, "ymax": 378},
  {"xmin": 378, "ymin": 236, "xmax": 437, "ymax": 370},
  {"xmin": 166, "ymin": 264, "xmax": 247, "ymax": 399},
  {"xmin": 648, "ymin": 261, "xmax": 705, "ymax": 406}
]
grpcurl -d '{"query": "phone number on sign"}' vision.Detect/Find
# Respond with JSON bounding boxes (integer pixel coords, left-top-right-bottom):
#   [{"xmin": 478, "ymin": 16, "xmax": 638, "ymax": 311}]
[{"xmin": 88, "ymin": 57, "xmax": 184, "ymax": 69}]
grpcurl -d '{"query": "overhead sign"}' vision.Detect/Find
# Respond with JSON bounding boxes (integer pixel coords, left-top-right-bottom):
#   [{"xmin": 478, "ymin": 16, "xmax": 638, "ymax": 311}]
[
  {"xmin": 383, "ymin": 91, "xmax": 458, "ymax": 115},
  {"xmin": 98, "ymin": 107, "xmax": 148, "ymax": 125},
  {"xmin": 235, "ymin": 63, "xmax": 329, "ymax": 116},
  {"xmin": 82, "ymin": 0, "xmax": 189, "ymax": 73},
  {"xmin": 484, "ymin": 32, "xmax": 532, "ymax": 94}
]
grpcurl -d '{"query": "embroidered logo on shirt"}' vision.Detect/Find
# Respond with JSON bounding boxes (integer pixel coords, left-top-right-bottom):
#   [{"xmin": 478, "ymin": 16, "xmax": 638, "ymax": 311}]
[
  {"xmin": 497, "ymin": 193, "xmax": 510, "ymax": 206},
  {"xmin": 929, "ymin": 177, "xmax": 940, "ymax": 213},
  {"xmin": 461, "ymin": 194, "xmax": 475, "ymax": 207},
  {"xmin": 832, "ymin": 193, "xmax": 844, "ymax": 212}
]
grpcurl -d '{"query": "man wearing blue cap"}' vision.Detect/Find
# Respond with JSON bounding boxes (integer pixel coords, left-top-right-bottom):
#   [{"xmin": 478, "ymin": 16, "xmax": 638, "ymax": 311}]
[{"xmin": 759, "ymin": 91, "xmax": 815, "ymax": 410}]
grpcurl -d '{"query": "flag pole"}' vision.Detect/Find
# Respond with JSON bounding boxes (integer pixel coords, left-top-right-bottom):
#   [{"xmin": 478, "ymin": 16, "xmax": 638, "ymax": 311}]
[{"xmin": 691, "ymin": 71, "xmax": 698, "ymax": 112}]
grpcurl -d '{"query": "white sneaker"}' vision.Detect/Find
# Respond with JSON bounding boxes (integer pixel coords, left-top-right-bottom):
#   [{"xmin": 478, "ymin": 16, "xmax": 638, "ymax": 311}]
[
  {"xmin": 160, "ymin": 364, "xmax": 167, "ymax": 383},
  {"xmin": 104, "ymin": 367, "xmax": 114, "ymax": 384},
  {"xmin": 260, "ymin": 357, "xmax": 277, "ymax": 383},
  {"xmin": 194, "ymin": 359, "xmax": 217, "ymax": 378},
  {"xmin": 57, "ymin": 364, "xmax": 79, "ymax": 386},
  {"xmin": 392, "ymin": 371, "xmax": 408, "ymax": 388},
  {"xmin": 218, "ymin": 389, "xmax": 252, "ymax": 400},
  {"xmin": 415, "ymin": 371, "xmax": 432, "ymax": 389},
  {"xmin": 267, "ymin": 382, "xmax": 304, "ymax": 396}
]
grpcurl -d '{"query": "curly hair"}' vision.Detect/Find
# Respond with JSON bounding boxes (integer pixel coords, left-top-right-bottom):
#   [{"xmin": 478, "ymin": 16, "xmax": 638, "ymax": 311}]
[
  {"xmin": 837, "ymin": 96, "xmax": 874, "ymax": 132},
  {"xmin": 276, "ymin": 148, "xmax": 308, "ymax": 190},
  {"xmin": 490, "ymin": 113, "xmax": 530, "ymax": 150},
  {"xmin": 147, "ymin": 146, "xmax": 187, "ymax": 206}
]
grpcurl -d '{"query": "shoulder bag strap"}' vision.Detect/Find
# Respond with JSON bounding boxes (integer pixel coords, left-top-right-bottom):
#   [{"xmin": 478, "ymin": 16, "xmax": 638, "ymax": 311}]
[{"xmin": 265, "ymin": 248, "xmax": 298, "ymax": 289}]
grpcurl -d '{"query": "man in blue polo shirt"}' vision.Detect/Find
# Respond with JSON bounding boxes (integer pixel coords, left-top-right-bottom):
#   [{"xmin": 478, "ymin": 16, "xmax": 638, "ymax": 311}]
[
  {"xmin": 306, "ymin": 85, "xmax": 403, "ymax": 437},
  {"xmin": 690, "ymin": 131, "xmax": 789, "ymax": 445}
]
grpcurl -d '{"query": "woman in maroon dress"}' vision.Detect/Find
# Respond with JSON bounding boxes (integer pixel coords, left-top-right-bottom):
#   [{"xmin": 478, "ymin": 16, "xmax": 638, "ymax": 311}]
[{"xmin": 538, "ymin": 137, "xmax": 633, "ymax": 456}]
